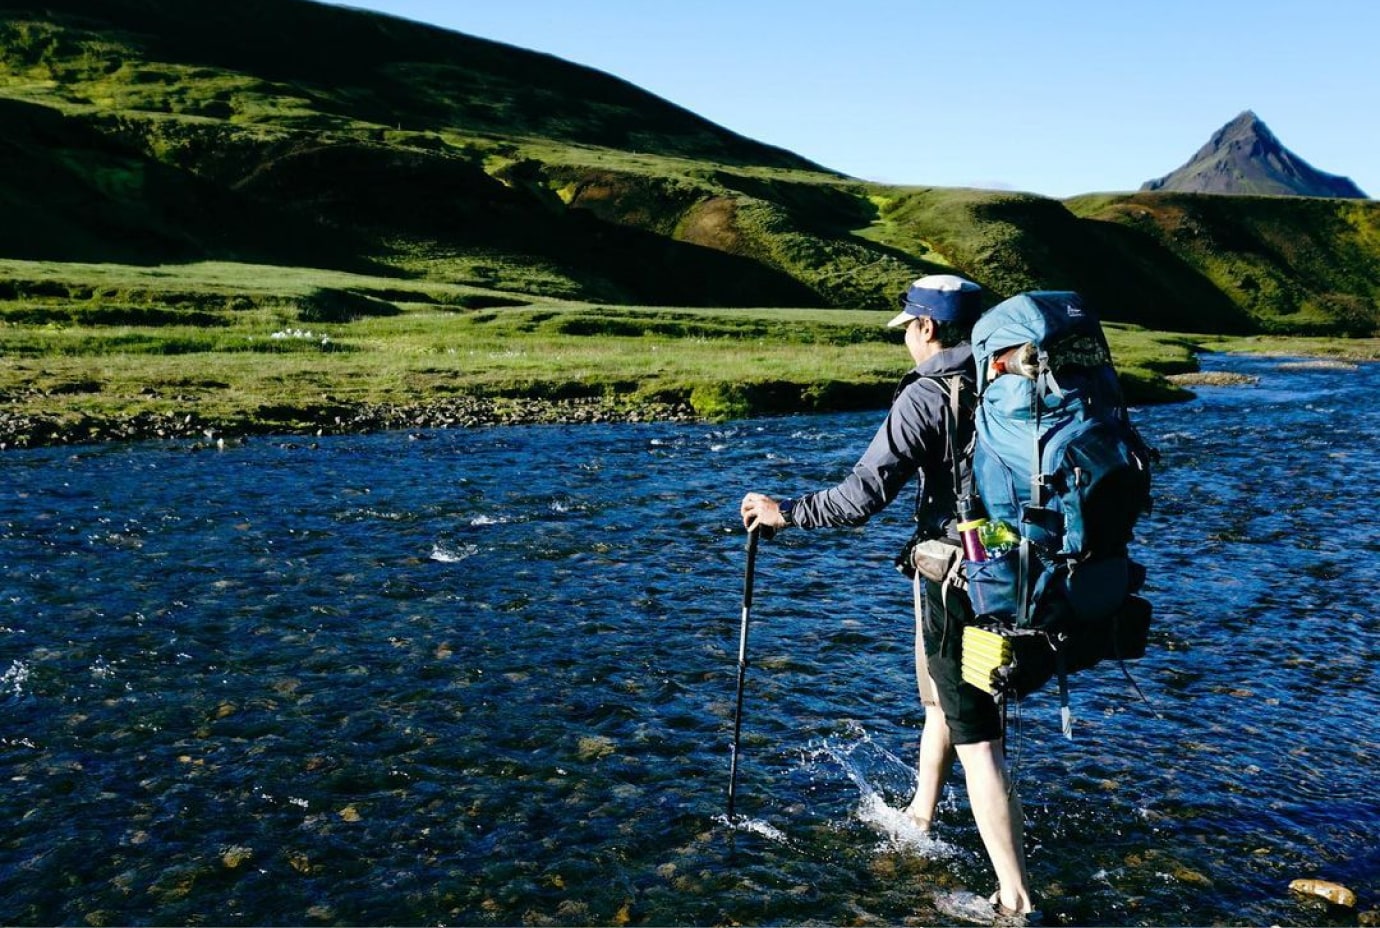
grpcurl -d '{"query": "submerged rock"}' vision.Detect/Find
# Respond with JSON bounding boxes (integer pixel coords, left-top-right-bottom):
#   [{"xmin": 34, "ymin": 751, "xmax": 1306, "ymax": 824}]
[
  {"xmin": 1289, "ymin": 878, "xmax": 1356, "ymax": 907},
  {"xmin": 577, "ymin": 735, "xmax": 616, "ymax": 761},
  {"xmin": 221, "ymin": 845, "xmax": 254, "ymax": 869}
]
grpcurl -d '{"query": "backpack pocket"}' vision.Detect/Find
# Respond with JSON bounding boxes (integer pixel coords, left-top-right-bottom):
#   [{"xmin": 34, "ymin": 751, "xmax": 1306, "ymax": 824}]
[
  {"xmin": 1020, "ymin": 504, "xmax": 1063, "ymax": 550},
  {"xmin": 966, "ymin": 548, "xmax": 1023, "ymax": 619},
  {"xmin": 1043, "ymin": 416, "xmax": 1150, "ymax": 555},
  {"xmin": 1062, "ymin": 555, "xmax": 1134, "ymax": 622},
  {"xmin": 1058, "ymin": 594, "xmax": 1152, "ymax": 674}
]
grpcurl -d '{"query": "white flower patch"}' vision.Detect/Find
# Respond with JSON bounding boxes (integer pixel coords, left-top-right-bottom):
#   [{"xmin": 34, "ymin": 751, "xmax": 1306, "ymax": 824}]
[{"xmin": 269, "ymin": 328, "xmax": 332, "ymax": 347}]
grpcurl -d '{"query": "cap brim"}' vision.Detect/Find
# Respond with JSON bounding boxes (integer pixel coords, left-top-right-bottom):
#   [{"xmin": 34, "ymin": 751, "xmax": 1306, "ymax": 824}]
[{"xmin": 886, "ymin": 309, "xmax": 916, "ymax": 328}]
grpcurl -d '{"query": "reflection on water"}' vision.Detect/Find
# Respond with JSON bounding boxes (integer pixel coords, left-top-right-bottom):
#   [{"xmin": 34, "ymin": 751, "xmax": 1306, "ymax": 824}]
[{"xmin": 1, "ymin": 354, "xmax": 1377, "ymax": 926}]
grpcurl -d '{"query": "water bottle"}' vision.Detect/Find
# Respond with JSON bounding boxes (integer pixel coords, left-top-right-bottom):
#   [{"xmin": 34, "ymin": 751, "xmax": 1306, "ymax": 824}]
[
  {"xmin": 978, "ymin": 518, "xmax": 1019, "ymax": 556},
  {"xmin": 957, "ymin": 495, "xmax": 988, "ymax": 563}
]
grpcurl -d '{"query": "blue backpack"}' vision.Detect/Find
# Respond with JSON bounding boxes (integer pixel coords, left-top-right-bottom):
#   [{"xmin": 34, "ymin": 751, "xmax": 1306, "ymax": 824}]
[{"xmin": 963, "ymin": 292, "xmax": 1155, "ymax": 726}]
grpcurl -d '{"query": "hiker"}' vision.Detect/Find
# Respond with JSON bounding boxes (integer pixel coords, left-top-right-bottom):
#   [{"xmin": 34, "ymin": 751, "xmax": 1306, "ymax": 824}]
[{"xmin": 739, "ymin": 274, "xmax": 1039, "ymax": 919}]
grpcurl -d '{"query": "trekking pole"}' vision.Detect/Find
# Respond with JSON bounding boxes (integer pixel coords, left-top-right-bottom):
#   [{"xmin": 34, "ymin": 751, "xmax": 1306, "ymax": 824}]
[{"xmin": 727, "ymin": 525, "xmax": 764, "ymax": 821}]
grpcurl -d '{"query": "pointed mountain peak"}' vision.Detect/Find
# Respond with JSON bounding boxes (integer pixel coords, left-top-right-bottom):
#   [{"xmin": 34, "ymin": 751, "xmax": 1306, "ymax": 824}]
[
  {"xmin": 1227, "ymin": 109, "xmax": 1264, "ymax": 129},
  {"xmin": 1142, "ymin": 111, "xmax": 1367, "ymax": 199},
  {"xmin": 1211, "ymin": 110, "xmax": 1279, "ymax": 148}
]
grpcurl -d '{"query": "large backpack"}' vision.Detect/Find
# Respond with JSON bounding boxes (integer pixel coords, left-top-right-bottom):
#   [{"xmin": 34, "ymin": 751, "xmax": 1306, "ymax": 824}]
[{"xmin": 963, "ymin": 292, "xmax": 1155, "ymax": 731}]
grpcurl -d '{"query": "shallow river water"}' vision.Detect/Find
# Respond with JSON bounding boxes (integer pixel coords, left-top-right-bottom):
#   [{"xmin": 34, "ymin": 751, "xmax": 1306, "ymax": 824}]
[{"xmin": 2, "ymin": 353, "xmax": 1378, "ymax": 926}]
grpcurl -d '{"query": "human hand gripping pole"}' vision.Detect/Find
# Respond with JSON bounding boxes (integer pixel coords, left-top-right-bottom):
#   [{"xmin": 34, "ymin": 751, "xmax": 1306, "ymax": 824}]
[{"xmin": 727, "ymin": 524, "xmax": 769, "ymax": 821}]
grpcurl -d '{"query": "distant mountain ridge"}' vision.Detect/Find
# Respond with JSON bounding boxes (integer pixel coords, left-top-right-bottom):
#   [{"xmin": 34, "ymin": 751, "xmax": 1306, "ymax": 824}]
[{"xmin": 1142, "ymin": 111, "xmax": 1368, "ymax": 199}]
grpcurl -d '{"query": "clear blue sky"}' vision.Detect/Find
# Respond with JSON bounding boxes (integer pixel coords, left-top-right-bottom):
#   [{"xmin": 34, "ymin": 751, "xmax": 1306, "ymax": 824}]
[{"xmin": 325, "ymin": 0, "xmax": 1378, "ymax": 199}]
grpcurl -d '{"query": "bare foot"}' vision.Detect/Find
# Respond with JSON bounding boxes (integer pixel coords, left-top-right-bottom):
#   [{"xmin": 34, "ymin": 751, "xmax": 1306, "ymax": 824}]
[
  {"xmin": 902, "ymin": 803, "xmax": 931, "ymax": 834},
  {"xmin": 990, "ymin": 890, "xmax": 1041, "ymax": 923}
]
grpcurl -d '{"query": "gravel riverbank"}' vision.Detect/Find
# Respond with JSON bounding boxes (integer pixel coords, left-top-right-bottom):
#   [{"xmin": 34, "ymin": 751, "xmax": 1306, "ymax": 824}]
[{"xmin": 0, "ymin": 394, "xmax": 699, "ymax": 450}]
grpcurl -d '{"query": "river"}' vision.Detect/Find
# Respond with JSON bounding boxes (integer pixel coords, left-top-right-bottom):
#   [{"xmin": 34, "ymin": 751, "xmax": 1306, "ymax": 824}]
[{"xmin": 1, "ymin": 353, "xmax": 1376, "ymax": 926}]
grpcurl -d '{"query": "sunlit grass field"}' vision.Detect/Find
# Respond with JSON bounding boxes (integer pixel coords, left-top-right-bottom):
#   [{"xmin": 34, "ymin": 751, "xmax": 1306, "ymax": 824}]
[{"xmin": 7, "ymin": 257, "xmax": 1372, "ymax": 443}]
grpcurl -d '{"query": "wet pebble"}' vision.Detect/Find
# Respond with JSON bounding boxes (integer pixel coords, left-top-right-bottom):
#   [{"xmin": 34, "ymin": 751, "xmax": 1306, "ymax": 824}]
[
  {"xmin": 221, "ymin": 845, "xmax": 254, "ymax": 869},
  {"xmin": 1289, "ymin": 878, "xmax": 1356, "ymax": 907}
]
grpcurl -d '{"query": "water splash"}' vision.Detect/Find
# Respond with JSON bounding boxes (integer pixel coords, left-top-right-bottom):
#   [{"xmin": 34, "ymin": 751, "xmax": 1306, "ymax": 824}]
[
  {"xmin": 716, "ymin": 814, "xmax": 794, "ymax": 846},
  {"xmin": 856, "ymin": 792, "xmax": 955, "ymax": 857},
  {"xmin": 805, "ymin": 722, "xmax": 957, "ymax": 857},
  {"xmin": 2, "ymin": 659, "xmax": 30, "ymax": 697},
  {"xmin": 429, "ymin": 542, "xmax": 479, "ymax": 563}
]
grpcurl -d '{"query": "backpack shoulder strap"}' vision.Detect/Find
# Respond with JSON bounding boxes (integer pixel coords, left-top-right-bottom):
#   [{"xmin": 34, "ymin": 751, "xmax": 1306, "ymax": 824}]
[{"xmin": 917, "ymin": 373, "xmax": 975, "ymax": 503}]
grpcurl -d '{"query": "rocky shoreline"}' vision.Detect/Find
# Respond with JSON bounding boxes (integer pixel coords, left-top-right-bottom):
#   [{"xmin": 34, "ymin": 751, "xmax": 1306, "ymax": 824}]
[
  {"xmin": 0, "ymin": 394, "xmax": 700, "ymax": 451},
  {"xmin": 1165, "ymin": 370, "xmax": 1260, "ymax": 387},
  {"xmin": 17, "ymin": 353, "xmax": 1362, "ymax": 450}
]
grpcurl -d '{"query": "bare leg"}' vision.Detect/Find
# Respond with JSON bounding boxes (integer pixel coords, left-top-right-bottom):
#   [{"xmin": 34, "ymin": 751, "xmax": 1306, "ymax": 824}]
[
  {"xmin": 906, "ymin": 704, "xmax": 955, "ymax": 830},
  {"xmin": 954, "ymin": 738, "xmax": 1035, "ymax": 914},
  {"xmin": 909, "ymin": 576, "xmax": 956, "ymax": 830}
]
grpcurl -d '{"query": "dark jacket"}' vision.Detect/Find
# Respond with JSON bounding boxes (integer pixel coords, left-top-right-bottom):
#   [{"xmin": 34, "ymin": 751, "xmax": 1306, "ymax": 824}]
[{"xmin": 788, "ymin": 344, "xmax": 974, "ymax": 536}]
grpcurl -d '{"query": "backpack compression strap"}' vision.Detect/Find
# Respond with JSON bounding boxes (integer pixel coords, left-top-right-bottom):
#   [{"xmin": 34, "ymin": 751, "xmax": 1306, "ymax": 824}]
[
  {"xmin": 1018, "ymin": 352, "xmax": 1052, "ymax": 629},
  {"xmin": 1030, "ymin": 350, "xmax": 1076, "ymax": 738}
]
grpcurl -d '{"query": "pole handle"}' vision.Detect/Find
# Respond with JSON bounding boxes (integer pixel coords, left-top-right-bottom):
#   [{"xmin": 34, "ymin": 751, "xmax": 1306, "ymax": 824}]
[{"xmin": 743, "ymin": 526, "xmax": 760, "ymax": 607}]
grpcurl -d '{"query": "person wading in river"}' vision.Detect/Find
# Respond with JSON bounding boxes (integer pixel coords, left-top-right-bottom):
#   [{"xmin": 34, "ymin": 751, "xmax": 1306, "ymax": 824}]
[{"xmin": 740, "ymin": 274, "xmax": 1040, "ymax": 920}]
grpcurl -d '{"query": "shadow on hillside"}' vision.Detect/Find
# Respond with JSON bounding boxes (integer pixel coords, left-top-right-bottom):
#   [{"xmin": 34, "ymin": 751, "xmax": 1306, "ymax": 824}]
[
  {"xmin": 1074, "ymin": 216, "xmax": 1258, "ymax": 334},
  {"xmin": 1, "ymin": 96, "xmax": 822, "ymax": 305},
  {"xmin": 0, "ymin": 98, "xmax": 391, "ymax": 276},
  {"xmin": 234, "ymin": 138, "xmax": 826, "ymax": 306}
]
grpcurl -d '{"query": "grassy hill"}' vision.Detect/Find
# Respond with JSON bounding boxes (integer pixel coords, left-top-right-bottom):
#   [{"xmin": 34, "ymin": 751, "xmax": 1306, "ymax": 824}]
[
  {"xmin": 0, "ymin": 0, "xmax": 1375, "ymax": 334},
  {"xmin": 1066, "ymin": 192, "xmax": 1380, "ymax": 335}
]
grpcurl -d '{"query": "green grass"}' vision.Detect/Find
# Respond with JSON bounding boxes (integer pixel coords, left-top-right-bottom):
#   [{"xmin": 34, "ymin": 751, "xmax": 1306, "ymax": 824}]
[
  {"xmin": 0, "ymin": 259, "xmax": 1218, "ymax": 445},
  {"xmin": 1194, "ymin": 333, "xmax": 1380, "ymax": 361}
]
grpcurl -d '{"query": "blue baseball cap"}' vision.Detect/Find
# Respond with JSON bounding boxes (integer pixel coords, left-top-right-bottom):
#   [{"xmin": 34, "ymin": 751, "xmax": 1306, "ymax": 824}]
[{"xmin": 887, "ymin": 274, "xmax": 983, "ymax": 327}]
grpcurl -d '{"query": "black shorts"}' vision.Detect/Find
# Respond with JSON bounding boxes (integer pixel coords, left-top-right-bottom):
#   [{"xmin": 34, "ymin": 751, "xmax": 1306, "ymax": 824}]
[
  {"xmin": 919, "ymin": 580, "xmax": 1058, "ymax": 745},
  {"xmin": 919, "ymin": 580, "xmax": 1001, "ymax": 745}
]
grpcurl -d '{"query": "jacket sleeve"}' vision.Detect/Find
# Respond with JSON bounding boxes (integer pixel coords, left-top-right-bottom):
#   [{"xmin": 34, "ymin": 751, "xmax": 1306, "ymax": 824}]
[{"xmin": 789, "ymin": 381, "xmax": 943, "ymax": 529}]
